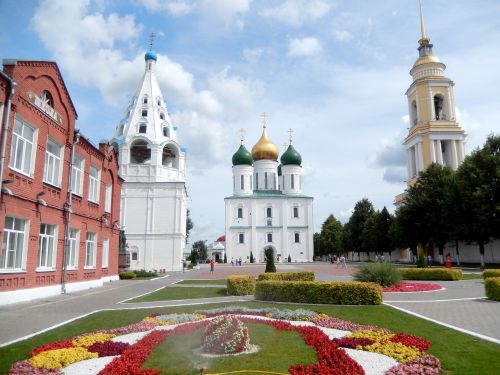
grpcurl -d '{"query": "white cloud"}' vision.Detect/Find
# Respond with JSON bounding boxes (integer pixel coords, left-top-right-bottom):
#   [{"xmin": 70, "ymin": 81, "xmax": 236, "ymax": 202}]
[
  {"xmin": 260, "ymin": 0, "xmax": 332, "ymax": 27},
  {"xmin": 243, "ymin": 47, "xmax": 263, "ymax": 63},
  {"xmin": 199, "ymin": 0, "xmax": 251, "ymax": 28},
  {"xmin": 288, "ymin": 37, "xmax": 322, "ymax": 57},
  {"xmin": 332, "ymin": 29, "xmax": 352, "ymax": 42},
  {"xmin": 134, "ymin": 0, "xmax": 194, "ymax": 16}
]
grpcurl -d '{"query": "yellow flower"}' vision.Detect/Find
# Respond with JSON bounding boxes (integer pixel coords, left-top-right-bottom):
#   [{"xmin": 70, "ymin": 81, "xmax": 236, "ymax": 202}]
[
  {"xmin": 29, "ymin": 347, "xmax": 98, "ymax": 369},
  {"xmin": 314, "ymin": 313, "xmax": 329, "ymax": 320},
  {"xmin": 363, "ymin": 341, "xmax": 422, "ymax": 362},
  {"xmin": 193, "ymin": 313, "xmax": 206, "ymax": 320},
  {"xmin": 142, "ymin": 316, "xmax": 172, "ymax": 326},
  {"xmin": 72, "ymin": 333, "xmax": 116, "ymax": 347},
  {"xmin": 265, "ymin": 312, "xmax": 273, "ymax": 318},
  {"xmin": 349, "ymin": 330, "xmax": 395, "ymax": 341}
]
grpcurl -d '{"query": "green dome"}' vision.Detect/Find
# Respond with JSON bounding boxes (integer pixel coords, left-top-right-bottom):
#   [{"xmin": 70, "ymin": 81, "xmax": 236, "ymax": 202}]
[
  {"xmin": 277, "ymin": 164, "xmax": 282, "ymax": 176},
  {"xmin": 280, "ymin": 145, "xmax": 302, "ymax": 166},
  {"xmin": 232, "ymin": 144, "xmax": 253, "ymax": 166}
]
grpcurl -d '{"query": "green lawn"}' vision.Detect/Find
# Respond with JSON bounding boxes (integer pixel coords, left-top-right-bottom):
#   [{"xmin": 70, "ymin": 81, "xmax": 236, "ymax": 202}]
[
  {"xmin": 461, "ymin": 273, "xmax": 484, "ymax": 280},
  {"xmin": 127, "ymin": 286, "xmax": 228, "ymax": 302},
  {"xmin": 177, "ymin": 279, "xmax": 227, "ymax": 285},
  {"xmin": 145, "ymin": 323, "xmax": 316, "ymax": 375},
  {"xmin": 1, "ymin": 302, "xmax": 499, "ymax": 374}
]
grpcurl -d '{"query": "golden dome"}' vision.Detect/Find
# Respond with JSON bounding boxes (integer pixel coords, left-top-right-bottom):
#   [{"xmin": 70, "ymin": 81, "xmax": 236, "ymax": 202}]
[
  {"xmin": 413, "ymin": 54, "xmax": 441, "ymax": 67},
  {"xmin": 251, "ymin": 126, "xmax": 279, "ymax": 161}
]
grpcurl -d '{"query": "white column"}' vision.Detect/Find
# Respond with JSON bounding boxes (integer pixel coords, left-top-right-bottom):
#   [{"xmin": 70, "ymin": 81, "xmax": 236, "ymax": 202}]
[
  {"xmin": 428, "ymin": 87, "xmax": 434, "ymax": 120},
  {"xmin": 456, "ymin": 141, "xmax": 463, "ymax": 165},
  {"xmin": 407, "ymin": 100, "xmax": 413, "ymax": 125},
  {"xmin": 437, "ymin": 140, "xmax": 443, "ymax": 165},
  {"xmin": 450, "ymin": 140, "xmax": 458, "ymax": 170},
  {"xmin": 446, "ymin": 87, "xmax": 452, "ymax": 120},
  {"xmin": 461, "ymin": 142, "xmax": 466, "ymax": 161},
  {"xmin": 450, "ymin": 86, "xmax": 456, "ymax": 120},
  {"xmin": 407, "ymin": 149, "xmax": 412, "ymax": 179},
  {"xmin": 429, "ymin": 139, "xmax": 436, "ymax": 163},
  {"xmin": 416, "ymin": 142, "xmax": 424, "ymax": 171}
]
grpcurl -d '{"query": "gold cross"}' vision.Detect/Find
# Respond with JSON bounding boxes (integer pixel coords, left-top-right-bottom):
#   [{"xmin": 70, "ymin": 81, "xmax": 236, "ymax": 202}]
[
  {"xmin": 260, "ymin": 112, "xmax": 268, "ymax": 128},
  {"xmin": 288, "ymin": 128, "xmax": 294, "ymax": 144},
  {"xmin": 239, "ymin": 128, "xmax": 246, "ymax": 144},
  {"xmin": 148, "ymin": 32, "xmax": 156, "ymax": 50}
]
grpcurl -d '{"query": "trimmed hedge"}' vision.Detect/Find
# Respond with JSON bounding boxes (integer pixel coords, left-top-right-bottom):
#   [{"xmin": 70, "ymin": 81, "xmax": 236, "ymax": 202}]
[
  {"xmin": 119, "ymin": 271, "xmax": 136, "ymax": 279},
  {"xmin": 257, "ymin": 271, "xmax": 315, "ymax": 282},
  {"xmin": 227, "ymin": 275, "xmax": 256, "ymax": 296},
  {"xmin": 484, "ymin": 277, "xmax": 500, "ymax": 301},
  {"xmin": 254, "ymin": 280, "xmax": 383, "ymax": 305},
  {"xmin": 399, "ymin": 268, "xmax": 463, "ymax": 281},
  {"xmin": 483, "ymin": 269, "xmax": 500, "ymax": 279}
]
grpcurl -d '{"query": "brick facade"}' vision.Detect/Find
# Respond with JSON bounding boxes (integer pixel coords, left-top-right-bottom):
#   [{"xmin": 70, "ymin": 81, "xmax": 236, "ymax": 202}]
[{"xmin": 0, "ymin": 60, "xmax": 122, "ymax": 302}]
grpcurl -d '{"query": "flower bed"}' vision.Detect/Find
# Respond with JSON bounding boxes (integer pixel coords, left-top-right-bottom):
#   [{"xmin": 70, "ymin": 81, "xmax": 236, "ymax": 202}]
[
  {"xmin": 383, "ymin": 282, "xmax": 442, "ymax": 292},
  {"xmin": 201, "ymin": 315, "xmax": 251, "ymax": 354},
  {"xmin": 7, "ymin": 306, "xmax": 441, "ymax": 375}
]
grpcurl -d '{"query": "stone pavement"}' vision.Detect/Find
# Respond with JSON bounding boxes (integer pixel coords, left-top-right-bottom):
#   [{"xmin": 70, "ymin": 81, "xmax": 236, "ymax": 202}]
[{"xmin": 0, "ymin": 263, "xmax": 499, "ymax": 347}]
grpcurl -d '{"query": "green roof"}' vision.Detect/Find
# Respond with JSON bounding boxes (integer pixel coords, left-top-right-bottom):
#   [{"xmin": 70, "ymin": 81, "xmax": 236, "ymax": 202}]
[
  {"xmin": 232, "ymin": 144, "xmax": 253, "ymax": 166},
  {"xmin": 280, "ymin": 145, "xmax": 302, "ymax": 166}
]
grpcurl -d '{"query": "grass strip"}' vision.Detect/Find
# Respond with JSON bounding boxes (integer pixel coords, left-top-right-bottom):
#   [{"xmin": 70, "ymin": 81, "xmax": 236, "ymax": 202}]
[
  {"xmin": 127, "ymin": 286, "xmax": 228, "ymax": 302},
  {"xmin": 177, "ymin": 279, "xmax": 227, "ymax": 285}
]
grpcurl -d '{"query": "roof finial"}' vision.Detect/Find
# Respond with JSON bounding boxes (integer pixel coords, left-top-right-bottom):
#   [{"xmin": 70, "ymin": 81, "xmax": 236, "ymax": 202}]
[
  {"xmin": 239, "ymin": 128, "xmax": 246, "ymax": 144},
  {"xmin": 288, "ymin": 128, "xmax": 294, "ymax": 145},
  {"xmin": 418, "ymin": 0, "xmax": 430, "ymax": 45},
  {"xmin": 148, "ymin": 32, "xmax": 156, "ymax": 50},
  {"xmin": 260, "ymin": 112, "xmax": 268, "ymax": 129},
  {"xmin": 282, "ymin": 142, "xmax": 288, "ymax": 151}
]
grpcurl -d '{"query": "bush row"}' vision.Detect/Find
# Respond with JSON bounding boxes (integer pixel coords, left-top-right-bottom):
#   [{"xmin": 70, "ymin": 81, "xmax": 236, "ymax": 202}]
[
  {"xmin": 483, "ymin": 269, "xmax": 500, "ymax": 279},
  {"xmin": 254, "ymin": 280, "xmax": 383, "ymax": 305},
  {"xmin": 257, "ymin": 271, "xmax": 315, "ymax": 282},
  {"xmin": 119, "ymin": 271, "xmax": 136, "ymax": 279},
  {"xmin": 485, "ymin": 277, "xmax": 500, "ymax": 301},
  {"xmin": 399, "ymin": 268, "xmax": 463, "ymax": 280},
  {"xmin": 226, "ymin": 275, "xmax": 256, "ymax": 295}
]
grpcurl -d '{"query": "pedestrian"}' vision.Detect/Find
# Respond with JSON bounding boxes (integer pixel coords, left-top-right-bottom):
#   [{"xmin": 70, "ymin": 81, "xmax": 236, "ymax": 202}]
[
  {"xmin": 427, "ymin": 254, "xmax": 432, "ymax": 267},
  {"xmin": 340, "ymin": 254, "xmax": 347, "ymax": 268},
  {"xmin": 231, "ymin": 257, "xmax": 234, "ymax": 266},
  {"xmin": 375, "ymin": 254, "xmax": 379, "ymax": 262},
  {"xmin": 380, "ymin": 254, "xmax": 385, "ymax": 262},
  {"xmin": 210, "ymin": 259, "xmax": 215, "ymax": 274},
  {"xmin": 182, "ymin": 260, "xmax": 186, "ymax": 273},
  {"xmin": 445, "ymin": 253, "xmax": 452, "ymax": 269},
  {"xmin": 239, "ymin": 257, "xmax": 242, "ymax": 266}
]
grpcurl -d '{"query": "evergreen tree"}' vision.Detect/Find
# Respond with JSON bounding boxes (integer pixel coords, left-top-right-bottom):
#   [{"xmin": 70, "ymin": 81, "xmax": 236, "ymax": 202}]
[
  {"xmin": 344, "ymin": 198, "xmax": 375, "ymax": 257},
  {"xmin": 186, "ymin": 209, "xmax": 194, "ymax": 242},
  {"xmin": 249, "ymin": 251, "xmax": 254, "ymax": 263},
  {"xmin": 264, "ymin": 247, "xmax": 276, "ymax": 272},
  {"xmin": 320, "ymin": 215, "xmax": 343, "ymax": 255},
  {"xmin": 223, "ymin": 253, "xmax": 227, "ymax": 263},
  {"xmin": 191, "ymin": 240, "xmax": 208, "ymax": 262}
]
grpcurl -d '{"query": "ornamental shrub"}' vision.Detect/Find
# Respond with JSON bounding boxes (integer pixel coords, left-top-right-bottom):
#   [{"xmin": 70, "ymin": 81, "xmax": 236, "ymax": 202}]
[
  {"xmin": 258, "ymin": 271, "xmax": 315, "ymax": 282},
  {"xmin": 264, "ymin": 247, "xmax": 276, "ymax": 272},
  {"xmin": 416, "ymin": 253, "xmax": 428, "ymax": 268},
  {"xmin": 485, "ymin": 277, "xmax": 500, "ymax": 301},
  {"xmin": 133, "ymin": 269, "xmax": 157, "ymax": 278},
  {"xmin": 353, "ymin": 262, "xmax": 402, "ymax": 287},
  {"xmin": 255, "ymin": 280, "xmax": 383, "ymax": 305},
  {"xmin": 119, "ymin": 271, "xmax": 136, "ymax": 280},
  {"xmin": 249, "ymin": 251, "xmax": 254, "ymax": 263},
  {"xmin": 483, "ymin": 269, "xmax": 500, "ymax": 279},
  {"xmin": 227, "ymin": 275, "xmax": 256, "ymax": 295},
  {"xmin": 400, "ymin": 268, "xmax": 462, "ymax": 280}
]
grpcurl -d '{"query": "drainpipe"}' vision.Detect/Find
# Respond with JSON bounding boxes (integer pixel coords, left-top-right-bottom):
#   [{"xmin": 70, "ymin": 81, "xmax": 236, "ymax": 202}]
[
  {"xmin": 0, "ymin": 71, "xmax": 16, "ymax": 201},
  {"xmin": 61, "ymin": 129, "xmax": 80, "ymax": 294}
]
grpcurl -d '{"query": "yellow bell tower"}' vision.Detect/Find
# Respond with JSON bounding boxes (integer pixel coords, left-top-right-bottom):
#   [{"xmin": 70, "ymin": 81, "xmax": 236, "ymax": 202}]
[{"xmin": 404, "ymin": 0, "xmax": 466, "ymax": 186}]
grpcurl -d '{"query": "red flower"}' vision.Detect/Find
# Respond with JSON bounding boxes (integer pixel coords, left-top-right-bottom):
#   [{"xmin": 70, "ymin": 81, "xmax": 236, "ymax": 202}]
[
  {"xmin": 383, "ymin": 282, "xmax": 442, "ymax": 292},
  {"xmin": 333, "ymin": 337, "xmax": 375, "ymax": 349},
  {"xmin": 87, "ymin": 341, "xmax": 130, "ymax": 357},
  {"xmin": 389, "ymin": 333, "xmax": 430, "ymax": 352},
  {"xmin": 30, "ymin": 339, "xmax": 74, "ymax": 357}
]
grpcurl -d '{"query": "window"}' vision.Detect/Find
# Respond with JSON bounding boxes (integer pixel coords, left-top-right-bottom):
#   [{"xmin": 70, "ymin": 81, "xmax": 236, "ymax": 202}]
[
  {"xmin": 85, "ymin": 232, "xmax": 96, "ymax": 267},
  {"xmin": 255, "ymin": 174, "xmax": 259, "ymax": 189},
  {"xmin": 265, "ymin": 172, "xmax": 268, "ymax": 189},
  {"xmin": 143, "ymin": 97, "xmax": 148, "ymax": 104},
  {"xmin": 291, "ymin": 174, "xmax": 295, "ymax": 189},
  {"xmin": 266, "ymin": 207, "xmax": 272, "ymax": 218},
  {"xmin": 237, "ymin": 207, "xmax": 243, "ymax": 219},
  {"xmin": 88, "ymin": 166, "xmax": 100, "ymax": 203},
  {"xmin": 163, "ymin": 127, "xmax": 169, "ymax": 137},
  {"xmin": 160, "ymin": 113, "xmax": 165, "ymax": 120},
  {"xmin": 294, "ymin": 232, "xmax": 300, "ymax": 243},
  {"xmin": 102, "ymin": 238, "xmax": 109, "ymax": 268},
  {"xmin": 267, "ymin": 233, "xmax": 273, "ymax": 243},
  {"xmin": 238, "ymin": 233, "xmax": 245, "ymax": 244},
  {"xmin": 1, "ymin": 217, "xmax": 27, "ymax": 270},
  {"xmin": 130, "ymin": 140, "xmax": 151, "ymax": 164},
  {"xmin": 38, "ymin": 223, "xmax": 56, "ymax": 269},
  {"xmin": 139, "ymin": 124, "xmax": 147, "ymax": 133},
  {"xmin": 293, "ymin": 207, "xmax": 299, "ymax": 218},
  {"xmin": 141, "ymin": 109, "xmax": 148, "ymax": 117},
  {"xmin": 40, "ymin": 90, "xmax": 53, "ymax": 108},
  {"xmin": 132, "ymin": 252, "xmax": 138, "ymax": 261},
  {"xmin": 250, "ymin": 176, "xmax": 253, "ymax": 190},
  {"xmin": 157, "ymin": 98, "xmax": 162, "ymax": 106},
  {"xmin": 240, "ymin": 175, "xmax": 244, "ymax": 189},
  {"xmin": 104, "ymin": 184, "xmax": 112, "ymax": 213},
  {"xmin": 66, "ymin": 229, "xmax": 79, "ymax": 268},
  {"xmin": 9, "ymin": 117, "xmax": 35, "ymax": 175},
  {"xmin": 71, "ymin": 155, "xmax": 84, "ymax": 195},
  {"xmin": 44, "ymin": 138, "xmax": 62, "ymax": 186}
]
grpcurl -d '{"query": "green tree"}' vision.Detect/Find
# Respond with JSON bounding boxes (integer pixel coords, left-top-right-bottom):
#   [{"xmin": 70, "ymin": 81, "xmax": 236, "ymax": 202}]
[
  {"xmin": 188, "ymin": 248, "xmax": 199, "ymax": 266},
  {"xmin": 343, "ymin": 198, "xmax": 375, "ymax": 257},
  {"xmin": 313, "ymin": 232, "xmax": 323, "ymax": 257},
  {"xmin": 223, "ymin": 253, "xmax": 227, "ymax": 263},
  {"xmin": 374, "ymin": 207, "xmax": 394, "ymax": 258},
  {"xmin": 264, "ymin": 247, "xmax": 276, "ymax": 272},
  {"xmin": 456, "ymin": 134, "xmax": 500, "ymax": 266},
  {"xmin": 191, "ymin": 240, "xmax": 208, "ymax": 262},
  {"xmin": 320, "ymin": 215, "xmax": 343, "ymax": 255},
  {"xmin": 249, "ymin": 251, "xmax": 254, "ymax": 263},
  {"xmin": 186, "ymin": 209, "xmax": 194, "ymax": 242}
]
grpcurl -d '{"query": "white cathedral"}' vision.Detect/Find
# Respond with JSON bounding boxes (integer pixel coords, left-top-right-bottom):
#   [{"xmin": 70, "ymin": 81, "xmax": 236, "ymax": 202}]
[
  {"xmin": 111, "ymin": 49, "xmax": 187, "ymax": 272},
  {"xmin": 224, "ymin": 122, "xmax": 314, "ymax": 263}
]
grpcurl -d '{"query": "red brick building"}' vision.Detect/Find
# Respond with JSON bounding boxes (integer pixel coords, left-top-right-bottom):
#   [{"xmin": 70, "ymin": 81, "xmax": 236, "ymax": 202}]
[{"xmin": 0, "ymin": 59, "xmax": 122, "ymax": 305}]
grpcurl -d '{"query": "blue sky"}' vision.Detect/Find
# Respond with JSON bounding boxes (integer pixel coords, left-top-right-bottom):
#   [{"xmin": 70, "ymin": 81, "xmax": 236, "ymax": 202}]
[{"xmin": 1, "ymin": 0, "xmax": 500, "ymax": 245}]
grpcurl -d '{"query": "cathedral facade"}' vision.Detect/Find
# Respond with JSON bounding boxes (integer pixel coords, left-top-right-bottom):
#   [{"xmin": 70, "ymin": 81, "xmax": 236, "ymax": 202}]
[
  {"xmin": 224, "ymin": 122, "xmax": 314, "ymax": 263},
  {"xmin": 111, "ymin": 50, "xmax": 187, "ymax": 272}
]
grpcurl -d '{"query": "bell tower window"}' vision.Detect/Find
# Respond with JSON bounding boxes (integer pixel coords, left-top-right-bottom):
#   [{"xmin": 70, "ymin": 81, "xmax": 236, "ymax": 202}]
[
  {"xmin": 411, "ymin": 100, "xmax": 418, "ymax": 125},
  {"xmin": 163, "ymin": 127, "xmax": 169, "ymax": 137},
  {"xmin": 434, "ymin": 95, "xmax": 445, "ymax": 120},
  {"xmin": 139, "ymin": 124, "xmax": 147, "ymax": 134},
  {"xmin": 160, "ymin": 113, "xmax": 165, "ymax": 120},
  {"xmin": 130, "ymin": 140, "xmax": 151, "ymax": 164},
  {"xmin": 143, "ymin": 97, "xmax": 148, "ymax": 104},
  {"xmin": 142, "ymin": 110, "xmax": 148, "ymax": 117}
]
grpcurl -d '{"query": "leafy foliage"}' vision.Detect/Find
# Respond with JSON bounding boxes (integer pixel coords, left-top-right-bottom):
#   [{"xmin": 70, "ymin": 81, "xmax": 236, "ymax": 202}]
[
  {"xmin": 484, "ymin": 277, "xmax": 500, "ymax": 301},
  {"xmin": 353, "ymin": 262, "xmax": 402, "ymax": 287},
  {"xmin": 264, "ymin": 247, "xmax": 276, "ymax": 273}
]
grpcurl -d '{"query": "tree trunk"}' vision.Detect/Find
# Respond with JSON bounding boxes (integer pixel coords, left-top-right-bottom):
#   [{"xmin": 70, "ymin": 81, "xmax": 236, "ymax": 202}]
[
  {"xmin": 455, "ymin": 240, "xmax": 460, "ymax": 266},
  {"xmin": 438, "ymin": 244, "xmax": 444, "ymax": 265},
  {"xmin": 479, "ymin": 242, "xmax": 485, "ymax": 268}
]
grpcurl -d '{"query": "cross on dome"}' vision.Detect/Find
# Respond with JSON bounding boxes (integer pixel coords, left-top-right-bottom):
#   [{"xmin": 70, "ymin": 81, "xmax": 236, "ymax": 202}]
[
  {"xmin": 288, "ymin": 128, "xmax": 294, "ymax": 145},
  {"xmin": 239, "ymin": 128, "xmax": 246, "ymax": 144},
  {"xmin": 260, "ymin": 112, "xmax": 268, "ymax": 128},
  {"xmin": 148, "ymin": 32, "xmax": 156, "ymax": 50}
]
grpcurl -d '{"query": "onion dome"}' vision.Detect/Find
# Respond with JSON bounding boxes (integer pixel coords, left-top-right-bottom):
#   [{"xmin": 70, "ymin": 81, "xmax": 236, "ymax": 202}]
[
  {"xmin": 145, "ymin": 50, "xmax": 157, "ymax": 61},
  {"xmin": 251, "ymin": 126, "xmax": 279, "ymax": 161},
  {"xmin": 280, "ymin": 144, "xmax": 302, "ymax": 166},
  {"xmin": 232, "ymin": 144, "xmax": 253, "ymax": 166}
]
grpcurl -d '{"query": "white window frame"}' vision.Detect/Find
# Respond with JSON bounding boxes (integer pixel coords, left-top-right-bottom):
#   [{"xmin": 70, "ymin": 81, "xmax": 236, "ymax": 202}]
[
  {"xmin": 240, "ymin": 174, "xmax": 244, "ymax": 190},
  {"xmin": 9, "ymin": 117, "xmax": 36, "ymax": 176},
  {"xmin": 71, "ymin": 154, "xmax": 84, "ymax": 196},
  {"xmin": 102, "ymin": 238, "xmax": 109, "ymax": 268},
  {"xmin": 266, "ymin": 206, "xmax": 272, "ymax": 218},
  {"xmin": 238, "ymin": 233, "xmax": 245, "ymax": 244},
  {"xmin": 88, "ymin": 165, "xmax": 100, "ymax": 203},
  {"xmin": 104, "ymin": 184, "xmax": 112, "ymax": 213},
  {"xmin": 1, "ymin": 217, "xmax": 28, "ymax": 271},
  {"xmin": 85, "ymin": 232, "xmax": 97, "ymax": 268},
  {"xmin": 43, "ymin": 138, "xmax": 63, "ymax": 187},
  {"xmin": 66, "ymin": 228, "xmax": 79, "ymax": 269},
  {"xmin": 38, "ymin": 223, "xmax": 57, "ymax": 270}
]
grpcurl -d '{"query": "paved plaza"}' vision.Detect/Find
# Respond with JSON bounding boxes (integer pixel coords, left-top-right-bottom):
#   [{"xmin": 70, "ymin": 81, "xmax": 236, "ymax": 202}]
[{"xmin": 0, "ymin": 263, "xmax": 499, "ymax": 347}]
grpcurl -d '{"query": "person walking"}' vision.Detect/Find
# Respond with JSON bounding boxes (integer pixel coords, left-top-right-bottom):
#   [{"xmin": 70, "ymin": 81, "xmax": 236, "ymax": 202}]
[
  {"xmin": 445, "ymin": 253, "xmax": 452, "ymax": 269},
  {"xmin": 231, "ymin": 257, "xmax": 234, "ymax": 266},
  {"xmin": 340, "ymin": 254, "xmax": 347, "ymax": 269},
  {"xmin": 210, "ymin": 259, "xmax": 215, "ymax": 274}
]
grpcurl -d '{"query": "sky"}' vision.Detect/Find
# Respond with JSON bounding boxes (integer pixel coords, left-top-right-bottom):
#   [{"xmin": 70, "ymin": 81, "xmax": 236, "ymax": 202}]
[{"xmin": 1, "ymin": 0, "xmax": 499, "ymax": 246}]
